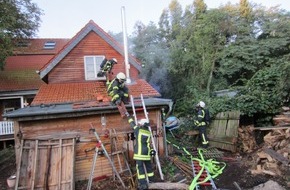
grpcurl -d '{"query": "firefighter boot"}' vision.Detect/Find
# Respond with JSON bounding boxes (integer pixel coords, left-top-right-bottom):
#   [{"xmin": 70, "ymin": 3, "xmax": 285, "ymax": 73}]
[{"xmin": 137, "ymin": 183, "xmax": 148, "ymax": 190}]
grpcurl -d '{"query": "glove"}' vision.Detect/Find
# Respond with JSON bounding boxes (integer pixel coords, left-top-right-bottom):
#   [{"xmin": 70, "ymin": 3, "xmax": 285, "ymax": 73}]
[
  {"xmin": 143, "ymin": 122, "xmax": 150, "ymax": 127},
  {"xmin": 109, "ymin": 59, "xmax": 117, "ymax": 64},
  {"xmin": 150, "ymin": 149, "xmax": 156, "ymax": 157},
  {"xmin": 115, "ymin": 99, "xmax": 121, "ymax": 105}
]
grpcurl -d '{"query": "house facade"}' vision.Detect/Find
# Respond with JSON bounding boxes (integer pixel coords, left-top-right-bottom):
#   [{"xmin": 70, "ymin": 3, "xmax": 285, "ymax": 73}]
[
  {"xmin": 3, "ymin": 20, "xmax": 172, "ymax": 189},
  {"xmin": 0, "ymin": 38, "xmax": 69, "ymax": 149}
]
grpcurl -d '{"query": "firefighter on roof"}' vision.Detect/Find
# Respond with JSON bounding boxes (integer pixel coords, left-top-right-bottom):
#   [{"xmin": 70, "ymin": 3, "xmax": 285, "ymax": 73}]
[
  {"xmin": 107, "ymin": 72, "xmax": 129, "ymax": 106},
  {"xmin": 97, "ymin": 58, "xmax": 118, "ymax": 77}
]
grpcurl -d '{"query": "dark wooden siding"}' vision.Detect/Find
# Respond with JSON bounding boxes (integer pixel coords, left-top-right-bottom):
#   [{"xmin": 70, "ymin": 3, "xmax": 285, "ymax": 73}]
[{"xmin": 14, "ymin": 109, "xmax": 164, "ymax": 182}]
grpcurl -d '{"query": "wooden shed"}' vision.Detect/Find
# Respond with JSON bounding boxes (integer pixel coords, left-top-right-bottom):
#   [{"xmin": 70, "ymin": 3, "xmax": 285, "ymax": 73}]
[
  {"xmin": 3, "ymin": 20, "xmax": 173, "ymax": 189},
  {"xmin": 6, "ymin": 97, "xmax": 172, "ymax": 189}
]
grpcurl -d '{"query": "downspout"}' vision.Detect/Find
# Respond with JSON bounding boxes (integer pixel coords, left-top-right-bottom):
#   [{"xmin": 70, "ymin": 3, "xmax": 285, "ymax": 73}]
[{"xmin": 121, "ymin": 6, "xmax": 131, "ymax": 83}]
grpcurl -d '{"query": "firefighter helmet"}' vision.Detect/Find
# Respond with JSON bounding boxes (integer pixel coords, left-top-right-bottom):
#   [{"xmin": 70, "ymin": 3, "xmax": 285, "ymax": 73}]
[
  {"xmin": 197, "ymin": 101, "xmax": 205, "ymax": 108},
  {"xmin": 111, "ymin": 58, "xmax": 117, "ymax": 63},
  {"xmin": 116, "ymin": 72, "xmax": 126, "ymax": 81},
  {"xmin": 138, "ymin": 119, "xmax": 149, "ymax": 126}
]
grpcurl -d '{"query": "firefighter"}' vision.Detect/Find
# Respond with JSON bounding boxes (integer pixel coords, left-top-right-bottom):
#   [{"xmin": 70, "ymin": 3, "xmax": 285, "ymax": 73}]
[
  {"xmin": 106, "ymin": 72, "xmax": 129, "ymax": 105},
  {"xmin": 97, "ymin": 58, "xmax": 118, "ymax": 77},
  {"xmin": 128, "ymin": 117, "xmax": 156, "ymax": 190},
  {"xmin": 194, "ymin": 101, "xmax": 209, "ymax": 148}
]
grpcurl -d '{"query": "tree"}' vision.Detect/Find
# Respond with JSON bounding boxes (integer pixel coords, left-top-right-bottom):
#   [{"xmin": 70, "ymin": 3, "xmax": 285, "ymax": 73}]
[
  {"xmin": 158, "ymin": 0, "xmax": 183, "ymax": 45},
  {"xmin": 216, "ymin": 5, "xmax": 290, "ymax": 123},
  {"xmin": 131, "ymin": 21, "xmax": 171, "ymax": 96},
  {"xmin": 0, "ymin": 0, "xmax": 42, "ymax": 69},
  {"xmin": 131, "ymin": 0, "xmax": 290, "ymax": 125},
  {"xmin": 193, "ymin": 0, "xmax": 207, "ymax": 18}
]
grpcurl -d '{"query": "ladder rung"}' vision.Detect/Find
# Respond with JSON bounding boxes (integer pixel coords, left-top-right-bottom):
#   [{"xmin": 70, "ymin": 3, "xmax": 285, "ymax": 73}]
[
  {"xmin": 192, "ymin": 162, "xmax": 217, "ymax": 189},
  {"xmin": 200, "ymin": 182, "xmax": 212, "ymax": 186}
]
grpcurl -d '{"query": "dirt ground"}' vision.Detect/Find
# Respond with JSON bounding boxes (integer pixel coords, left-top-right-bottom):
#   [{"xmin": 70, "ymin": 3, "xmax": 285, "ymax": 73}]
[
  {"xmin": 0, "ymin": 147, "xmax": 16, "ymax": 190},
  {"xmin": 0, "ymin": 146, "xmax": 288, "ymax": 190}
]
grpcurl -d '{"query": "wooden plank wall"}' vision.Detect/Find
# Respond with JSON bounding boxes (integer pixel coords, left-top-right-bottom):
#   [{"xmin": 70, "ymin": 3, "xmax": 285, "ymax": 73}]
[
  {"xmin": 15, "ymin": 109, "xmax": 164, "ymax": 183},
  {"xmin": 16, "ymin": 138, "xmax": 75, "ymax": 190},
  {"xmin": 208, "ymin": 111, "xmax": 240, "ymax": 152},
  {"xmin": 48, "ymin": 32, "xmax": 139, "ymax": 84}
]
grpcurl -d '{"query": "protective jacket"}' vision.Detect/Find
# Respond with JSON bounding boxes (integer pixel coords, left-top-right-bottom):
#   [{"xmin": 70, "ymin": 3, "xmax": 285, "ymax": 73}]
[
  {"xmin": 128, "ymin": 117, "xmax": 151, "ymax": 160},
  {"xmin": 107, "ymin": 78, "xmax": 129, "ymax": 103},
  {"xmin": 194, "ymin": 108, "xmax": 206, "ymax": 127},
  {"xmin": 194, "ymin": 107, "xmax": 209, "ymax": 147},
  {"xmin": 102, "ymin": 59, "xmax": 116, "ymax": 73}
]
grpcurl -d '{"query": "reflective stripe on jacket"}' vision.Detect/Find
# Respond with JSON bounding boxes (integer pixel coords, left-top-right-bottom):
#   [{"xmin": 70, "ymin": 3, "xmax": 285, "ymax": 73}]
[
  {"xmin": 107, "ymin": 78, "xmax": 128, "ymax": 98},
  {"xmin": 128, "ymin": 118, "xmax": 151, "ymax": 161},
  {"xmin": 195, "ymin": 109, "xmax": 206, "ymax": 127}
]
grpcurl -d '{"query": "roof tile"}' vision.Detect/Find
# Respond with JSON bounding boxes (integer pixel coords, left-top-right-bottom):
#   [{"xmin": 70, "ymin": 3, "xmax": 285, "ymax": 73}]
[
  {"xmin": 1, "ymin": 39, "xmax": 69, "ymax": 93},
  {"xmin": 0, "ymin": 70, "xmax": 45, "ymax": 91},
  {"xmin": 31, "ymin": 79, "xmax": 160, "ymax": 106},
  {"xmin": 14, "ymin": 38, "xmax": 70, "ymax": 55}
]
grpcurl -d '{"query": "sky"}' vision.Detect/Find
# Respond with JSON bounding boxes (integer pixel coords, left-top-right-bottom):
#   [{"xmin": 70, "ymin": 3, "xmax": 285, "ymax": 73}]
[{"xmin": 32, "ymin": 0, "xmax": 290, "ymax": 38}]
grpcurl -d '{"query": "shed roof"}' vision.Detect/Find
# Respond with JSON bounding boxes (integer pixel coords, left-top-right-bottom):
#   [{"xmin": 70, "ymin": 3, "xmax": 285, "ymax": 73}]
[{"xmin": 4, "ymin": 97, "xmax": 173, "ymax": 120}]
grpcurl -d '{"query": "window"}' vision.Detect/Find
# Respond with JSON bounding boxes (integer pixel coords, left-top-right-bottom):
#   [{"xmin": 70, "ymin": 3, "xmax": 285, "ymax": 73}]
[
  {"xmin": 84, "ymin": 55, "xmax": 105, "ymax": 80},
  {"xmin": 4, "ymin": 108, "xmax": 14, "ymax": 113},
  {"xmin": 17, "ymin": 41, "xmax": 30, "ymax": 47},
  {"xmin": 43, "ymin": 41, "xmax": 56, "ymax": 49}
]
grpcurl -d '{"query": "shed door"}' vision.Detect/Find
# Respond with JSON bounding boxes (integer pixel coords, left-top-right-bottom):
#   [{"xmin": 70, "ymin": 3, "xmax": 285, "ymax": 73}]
[{"xmin": 15, "ymin": 138, "xmax": 75, "ymax": 190}]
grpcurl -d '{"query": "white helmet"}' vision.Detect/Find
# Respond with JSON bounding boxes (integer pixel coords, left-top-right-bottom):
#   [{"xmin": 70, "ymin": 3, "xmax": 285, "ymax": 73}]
[
  {"xmin": 197, "ymin": 101, "xmax": 205, "ymax": 108},
  {"xmin": 112, "ymin": 58, "xmax": 117, "ymax": 63},
  {"xmin": 116, "ymin": 72, "xmax": 126, "ymax": 80},
  {"xmin": 138, "ymin": 119, "xmax": 149, "ymax": 126}
]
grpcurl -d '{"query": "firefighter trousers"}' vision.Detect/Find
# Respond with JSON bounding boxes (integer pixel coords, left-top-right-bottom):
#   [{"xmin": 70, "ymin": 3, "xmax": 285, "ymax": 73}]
[
  {"xmin": 136, "ymin": 160, "xmax": 154, "ymax": 185},
  {"xmin": 198, "ymin": 125, "xmax": 209, "ymax": 148}
]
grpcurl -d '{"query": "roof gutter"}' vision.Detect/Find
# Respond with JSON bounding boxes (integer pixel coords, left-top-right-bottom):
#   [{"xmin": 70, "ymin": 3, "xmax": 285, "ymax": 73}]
[{"xmin": 3, "ymin": 98, "xmax": 173, "ymax": 121}]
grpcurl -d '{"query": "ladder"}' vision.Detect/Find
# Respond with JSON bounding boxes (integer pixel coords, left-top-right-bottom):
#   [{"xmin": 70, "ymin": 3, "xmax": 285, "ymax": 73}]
[
  {"xmin": 116, "ymin": 101, "xmax": 129, "ymax": 118},
  {"xmin": 87, "ymin": 124, "xmax": 126, "ymax": 190},
  {"xmin": 191, "ymin": 160, "xmax": 217, "ymax": 190},
  {"xmin": 130, "ymin": 94, "xmax": 164, "ymax": 180},
  {"xmin": 110, "ymin": 128, "xmax": 133, "ymax": 184}
]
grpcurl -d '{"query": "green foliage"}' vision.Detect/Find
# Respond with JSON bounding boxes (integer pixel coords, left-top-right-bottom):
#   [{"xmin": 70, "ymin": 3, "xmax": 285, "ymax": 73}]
[
  {"xmin": 0, "ymin": 0, "xmax": 42, "ymax": 69},
  {"xmin": 233, "ymin": 63, "xmax": 290, "ymax": 116},
  {"xmin": 131, "ymin": 21, "xmax": 171, "ymax": 96},
  {"xmin": 162, "ymin": 159, "xmax": 177, "ymax": 179},
  {"xmin": 131, "ymin": 0, "xmax": 290, "ymax": 126}
]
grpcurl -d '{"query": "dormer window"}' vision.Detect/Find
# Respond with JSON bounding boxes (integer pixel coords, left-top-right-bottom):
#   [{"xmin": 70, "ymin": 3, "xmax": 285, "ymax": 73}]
[
  {"xmin": 17, "ymin": 41, "xmax": 30, "ymax": 47},
  {"xmin": 84, "ymin": 55, "xmax": 105, "ymax": 80},
  {"xmin": 43, "ymin": 41, "xmax": 56, "ymax": 49}
]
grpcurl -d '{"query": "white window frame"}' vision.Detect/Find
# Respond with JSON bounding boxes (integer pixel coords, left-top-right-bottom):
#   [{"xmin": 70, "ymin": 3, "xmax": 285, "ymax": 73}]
[{"xmin": 84, "ymin": 55, "xmax": 106, "ymax": 80}]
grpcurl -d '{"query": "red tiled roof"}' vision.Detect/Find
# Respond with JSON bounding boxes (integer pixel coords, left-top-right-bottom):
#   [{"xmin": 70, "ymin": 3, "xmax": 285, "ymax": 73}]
[
  {"xmin": 1, "ymin": 39, "xmax": 69, "ymax": 93},
  {"xmin": 5, "ymin": 55, "xmax": 54, "ymax": 71},
  {"xmin": 0, "ymin": 70, "xmax": 45, "ymax": 91},
  {"xmin": 14, "ymin": 38, "xmax": 70, "ymax": 55},
  {"xmin": 31, "ymin": 79, "xmax": 160, "ymax": 106}
]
